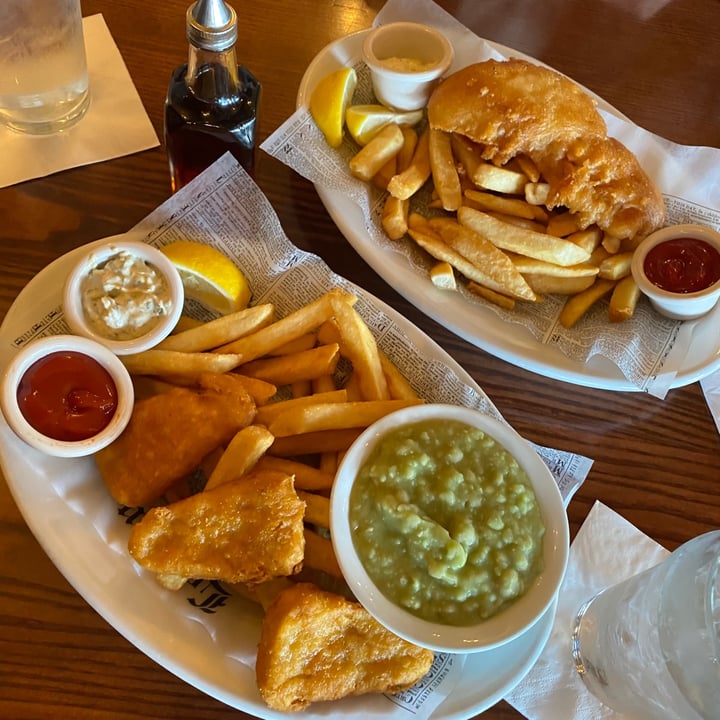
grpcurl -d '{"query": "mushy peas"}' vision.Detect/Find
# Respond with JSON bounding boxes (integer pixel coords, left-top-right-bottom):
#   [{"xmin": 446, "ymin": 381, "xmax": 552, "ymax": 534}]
[{"xmin": 349, "ymin": 419, "xmax": 545, "ymax": 626}]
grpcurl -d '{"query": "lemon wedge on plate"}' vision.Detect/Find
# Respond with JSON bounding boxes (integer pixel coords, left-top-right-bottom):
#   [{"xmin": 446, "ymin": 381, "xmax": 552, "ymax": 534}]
[
  {"xmin": 309, "ymin": 67, "xmax": 357, "ymax": 148},
  {"xmin": 345, "ymin": 104, "xmax": 424, "ymax": 146},
  {"xmin": 160, "ymin": 240, "xmax": 251, "ymax": 315}
]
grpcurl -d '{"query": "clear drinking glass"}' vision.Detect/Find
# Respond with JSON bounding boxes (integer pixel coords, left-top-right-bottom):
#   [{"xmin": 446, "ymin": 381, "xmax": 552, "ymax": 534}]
[
  {"xmin": 0, "ymin": 0, "xmax": 90, "ymax": 134},
  {"xmin": 571, "ymin": 530, "xmax": 720, "ymax": 719}
]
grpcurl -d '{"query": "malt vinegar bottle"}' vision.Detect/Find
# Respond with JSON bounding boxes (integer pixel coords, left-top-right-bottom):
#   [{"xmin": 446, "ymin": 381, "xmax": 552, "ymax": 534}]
[{"xmin": 164, "ymin": 0, "xmax": 261, "ymax": 192}]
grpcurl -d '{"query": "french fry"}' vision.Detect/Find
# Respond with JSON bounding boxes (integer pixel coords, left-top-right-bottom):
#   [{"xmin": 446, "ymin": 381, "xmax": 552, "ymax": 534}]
[
  {"xmin": 214, "ymin": 288, "xmax": 355, "ymax": 360},
  {"xmin": 270, "ymin": 429, "xmax": 363, "ymax": 456},
  {"xmin": 429, "ymin": 261, "xmax": 457, "ymax": 290},
  {"xmin": 457, "ymin": 206, "xmax": 592, "ymax": 266},
  {"xmin": 464, "ymin": 188, "xmax": 548, "ymax": 222},
  {"xmin": 230, "ymin": 374, "xmax": 278, "ymax": 405},
  {"xmin": 609, "ymin": 275, "xmax": 641, "ymax": 322},
  {"xmin": 602, "ymin": 232, "xmax": 622, "ymax": 254},
  {"xmin": 267, "ymin": 399, "xmax": 422, "ymax": 437},
  {"xmin": 121, "ymin": 349, "xmax": 242, "ymax": 379},
  {"xmin": 204, "ymin": 425, "xmax": 275, "ymax": 491},
  {"xmin": 558, "ymin": 278, "xmax": 616, "ymax": 328},
  {"xmin": 387, "ymin": 126, "xmax": 431, "ymax": 200},
  {"xmin": 329, "ymin": 297, "xmax": 390, "ymax": 400},
  {"xmin": 599, "ymin": 251, "xmax": 634, "ymax": 280},
  {"xmin": 397, "ymin": 126, "xmax": 418, "ymax": 171},
  {"xmin": 378, "ymin": 351, "xmax": 419, "ymax": 400},
  {"xmin": 546, "ymin": 212, "xmax": 582, "ymax": 237},
  {"xmin": 267, "ymin": 332, "xmax": 318, "ymax": 356},
  {"xmin": 467, "ymin": 281, "xmax": 516, "ymax": 310},
  {"xmin": 255, "ymin": 389, "xmax": 348, "ymax": 426},
  {"xmin": 237, "ymin": 343, "xmax": 340, "ymax": 385},
  {"xmin": 428, "ymin": 217, "xmax": 537, "ymax": 300},
  {"xmin": 471, "ymin": 161, "xmax": 528, "ymax": 194},
  {"xmin": 291, "ymin": 380, "xmax": 313, "ymax": 397},
  {"xmin": 253, "ymin": 455, "xmax": 334, "ymax": 491},
  {"xmin": 524, "ymin": 182, "xmax": 551, "ymax": 206},
  {"xmin": 157, "ymin": 304, "xmax": 275, "ymax": 352},
  {"xmin": 298, "ymin": 490, "xmax": 330, "ymax": 528},
  {"xmin": 514, "ymin": 154, "xmax": 541, "ymax": 183},
  {"xmin": 510, "ymin": 256, "xmax": 600, "ymax": 278},
  {"xmin": 524, "ymin": 274, "xmax": 597, "ymax": 295},
  {"xmin": 303, "ymin": 528, "xmax": 343, "ymax": 579},
  {"xmin": 485, "ymin": 211, "xmax": 547, "ymax": 234},
  {"xmin": 450, "ymin": 134, "xmax": 486, "ymax": 184},
  {"xmin": 349, "ymin": 123, "xmax": 405, "ymax": 182},
  {"xmin": 568, "ymin": 227, "xmax": 603, "ymax": 254},
  {"xmin": 381, "ymin": 195, "xmax": 410, "ymax": 240},
  {"xmin": 372, "ymin": 154, "xmax": 397, "ymax": 190},
  {"xmin": 429, "ymin": 127, "xmax": 462, "ymax": 211}
]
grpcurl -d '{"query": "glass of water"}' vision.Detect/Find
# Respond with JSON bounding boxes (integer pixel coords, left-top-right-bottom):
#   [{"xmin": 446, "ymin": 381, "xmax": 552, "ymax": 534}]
[
  {"xmin": 571, "ymin": 530, "xmax": 720, "ymax": 720},
  {"xmin": 0, "ymin": 0, "xmax": 90, "ymax": 134}
]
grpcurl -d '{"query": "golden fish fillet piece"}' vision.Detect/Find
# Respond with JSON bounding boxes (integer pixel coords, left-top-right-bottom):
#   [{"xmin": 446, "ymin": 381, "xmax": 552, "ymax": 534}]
[
  {"xmin": 256, "ymin": 582, "xmax": 434, "ymax": 712},
  {"xmin": 95, "ymin": 372, "xmax": 256, "ymax": 507},
  {"xmin": 128, "ymin": 470, "xmax": 305, "ymax": 586}
]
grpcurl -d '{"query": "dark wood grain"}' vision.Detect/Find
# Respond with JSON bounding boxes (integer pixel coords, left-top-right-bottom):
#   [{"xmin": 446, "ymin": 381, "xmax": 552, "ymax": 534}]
[{"xmin": 1, "ymin": 1, "xmax": 719, "ymax": 718}]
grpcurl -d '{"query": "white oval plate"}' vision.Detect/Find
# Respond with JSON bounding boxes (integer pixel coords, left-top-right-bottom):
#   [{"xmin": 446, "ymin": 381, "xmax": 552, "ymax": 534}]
[
  {"xmin": 296, "ymin": 30, "xmax": 720, "ymax": 391},
  {"xmin": 0, "ymin": 238, "xmax": 557, "ymax": 720}
]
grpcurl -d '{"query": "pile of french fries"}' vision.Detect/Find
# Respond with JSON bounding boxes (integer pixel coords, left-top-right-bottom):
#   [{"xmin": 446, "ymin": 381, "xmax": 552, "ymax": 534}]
[
  {"xmin": 347, "ymin": 120, "xmax": 644, "ymax": 328},
  {"xmin": 121, "ymin": 287, "xmax": 423, "ymax": 581}
]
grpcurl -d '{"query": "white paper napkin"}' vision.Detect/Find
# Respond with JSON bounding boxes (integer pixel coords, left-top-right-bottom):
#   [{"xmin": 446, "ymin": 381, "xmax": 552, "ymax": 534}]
[
  {"xmin": 504, "ymin": 501, "xmax": 669, "ymax": 719},
  {"xmin": 700, "ymin": 369, "xmax": 720, "ymax": 435},
  {"xmin": 0, "ymin": 14, "xmax": 159, "ymax": 188}
]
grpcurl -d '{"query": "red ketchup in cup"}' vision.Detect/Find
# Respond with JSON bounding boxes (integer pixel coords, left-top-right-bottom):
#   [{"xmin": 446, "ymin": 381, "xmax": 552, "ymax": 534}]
[
  {"xmin": 16, "ymin": 350, "xmax": 118, "ymax": 441},
  {"xmin": 643, "ymin": 237, "xmax": 720, "ymax": 294}
]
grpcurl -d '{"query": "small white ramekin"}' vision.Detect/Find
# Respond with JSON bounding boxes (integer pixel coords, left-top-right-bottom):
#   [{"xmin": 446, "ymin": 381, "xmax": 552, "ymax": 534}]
[
  {"xmin": 330, "ymin": 403, "xmax": 569, "ymax": 654},
  {"xmin": 1, "ymin": 335, "xmax": 134, "ymax": 458},
  {"xmin": 631, "ymin": 224, "xmax": 720, "ymax": 321},
  {"xmin": 362, "ymin": 22, "xmax": 454, "ymax": 111},
  {"xmin": 63, "ymin": 239, "xmax": 184, "ymax": 355}
]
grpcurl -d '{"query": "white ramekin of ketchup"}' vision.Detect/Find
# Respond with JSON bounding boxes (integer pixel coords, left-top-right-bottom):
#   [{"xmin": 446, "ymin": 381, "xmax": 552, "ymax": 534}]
[
  {"xmin": 631, "ymin": 224, "xmax": 720, "ymax": 320},
  {"xmin": 0, "ymin": 335, "xmax": 134, "ymax": 458}
]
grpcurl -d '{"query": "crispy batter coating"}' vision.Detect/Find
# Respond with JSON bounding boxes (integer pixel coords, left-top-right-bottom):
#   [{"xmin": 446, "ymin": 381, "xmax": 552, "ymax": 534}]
[
  {"xmin": 428, "ymin": 58, "xmax": 607, "ymax": 165},
  {"xmin": 428, "ymin": 59, "xmax": 665, "ymax": 238},
  {"xmin": 256, "ymin": 583, "xmax": 434, "ymax": 712},
  {"xmin": 128, "ymin": 471, "xmax": 305, "ymax": 585},
  {"xmin": 95, "ymin": 372, "xmax": 256, "ymax": 507}
]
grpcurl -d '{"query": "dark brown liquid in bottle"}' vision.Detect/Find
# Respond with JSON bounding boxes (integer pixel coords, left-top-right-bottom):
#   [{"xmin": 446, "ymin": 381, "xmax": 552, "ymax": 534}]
[{"xmin": 165, "ymin": 62, "xmax": 260, "ymax": 192}]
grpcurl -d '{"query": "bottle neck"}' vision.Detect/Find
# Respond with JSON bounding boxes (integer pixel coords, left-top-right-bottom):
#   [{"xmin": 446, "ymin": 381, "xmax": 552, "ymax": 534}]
[{"xmin": 185, "ymin": 43, "xmax": 241, "ymax": 100}]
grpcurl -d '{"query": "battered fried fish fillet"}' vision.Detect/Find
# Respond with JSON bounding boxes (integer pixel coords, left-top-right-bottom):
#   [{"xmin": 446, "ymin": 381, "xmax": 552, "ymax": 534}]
[
  {"xmin": 256, "ymin": 582, "xmax": 434, "ymax": 712},
  {"xmin": 427, "ymin": 59, "xmax": 665, "ymax": 239},
  {"xmin": 95, "ymin": 372, "xmax": 256, "ymax": 507},
  {"xmin": 428, "ymin": 58, "xmax": 607, "ymax": 165},
  {"xmin": 128, "ymin": 470, "xmax": 305, "ymax": 587}
]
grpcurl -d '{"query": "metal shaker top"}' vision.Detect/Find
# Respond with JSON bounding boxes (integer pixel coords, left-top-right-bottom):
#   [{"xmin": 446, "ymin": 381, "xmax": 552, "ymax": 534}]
[{"xmin": 186, "ymin": 0, "xmax": 237, "ymax": 51}]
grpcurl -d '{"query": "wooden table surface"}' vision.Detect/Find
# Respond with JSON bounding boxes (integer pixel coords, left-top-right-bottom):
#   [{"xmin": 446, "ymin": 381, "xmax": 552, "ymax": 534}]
[{"xmin": 1, "ymin": 1, "xmax": 718, "ymax": 718}]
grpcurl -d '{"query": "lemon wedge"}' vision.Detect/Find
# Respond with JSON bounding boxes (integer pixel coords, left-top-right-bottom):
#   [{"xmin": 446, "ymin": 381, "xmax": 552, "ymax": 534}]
[
  {"xmin": 345, "ymin": 104, "xmax": 424, "ymax": 146},
  {"xmin": 309, "ymin": 67, "xmax": 357, "ymax": 148},
  {"xmin": 160, "ymin": 240, "xmax": 251, "ymax": 315}
]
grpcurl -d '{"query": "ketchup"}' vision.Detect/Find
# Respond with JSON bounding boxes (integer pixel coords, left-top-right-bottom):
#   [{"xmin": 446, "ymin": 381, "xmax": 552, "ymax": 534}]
[
  {"xmin": 643, "ymin": 237, "xmax": 720, "ymax": 294},
  {"xmin": 16, "ymin": 351, "xmax": 118, "ymax": 441}
]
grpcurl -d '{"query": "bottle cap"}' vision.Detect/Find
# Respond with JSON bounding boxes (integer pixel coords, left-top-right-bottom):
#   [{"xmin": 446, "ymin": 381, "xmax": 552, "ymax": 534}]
[{"xmin": 186, "ymin": 0, "xmax": 237, "ymax": 51}]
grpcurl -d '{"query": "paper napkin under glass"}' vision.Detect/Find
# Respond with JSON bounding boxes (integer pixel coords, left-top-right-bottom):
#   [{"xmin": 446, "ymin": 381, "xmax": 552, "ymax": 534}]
[
  {"xmin": 504, "ymin": 501, "xmax": 669, "ymax": 719},
  {"xmin": 0, "ymin": 14, "xmax": 159, "ymax": 189}
]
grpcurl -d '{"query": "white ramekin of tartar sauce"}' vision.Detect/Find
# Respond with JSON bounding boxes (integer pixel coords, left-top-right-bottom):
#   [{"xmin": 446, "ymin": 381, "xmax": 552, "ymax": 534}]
[
  {"xmin": 361, "ymin": 22, "xmax": 454, "ymax": 111},
  {"xmin": 63, "ymin": 239, "xmax": 184, "ymax": 355}
]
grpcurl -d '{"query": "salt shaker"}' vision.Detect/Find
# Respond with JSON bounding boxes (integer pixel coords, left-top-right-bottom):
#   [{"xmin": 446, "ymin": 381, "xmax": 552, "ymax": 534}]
[{"xmin": 164, "ymin": 0, "xmax": 261, "ymax": 191}]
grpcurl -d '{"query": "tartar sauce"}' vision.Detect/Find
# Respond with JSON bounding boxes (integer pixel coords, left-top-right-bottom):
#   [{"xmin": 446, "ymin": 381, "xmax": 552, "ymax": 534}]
[
  {"xmin": 80, "ymin": 251, "xmax": 173, "ymax": 341},
  {"xmin": 380, "ymin": 56, "xmax": 437, "ymax": 72}
]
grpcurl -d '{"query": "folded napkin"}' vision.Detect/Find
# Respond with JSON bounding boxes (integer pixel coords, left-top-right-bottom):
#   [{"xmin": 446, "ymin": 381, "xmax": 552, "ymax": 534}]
[
  {"xmin": 701, "ymin": 370, "xmax": 720, "ymax": 435},
  {"xmin": 0, "ymin": 14, "xmax": 159, "ymax": 188},
  {"xmin": 504, "ymin": 501, "xmax": 669, "ymax": 719}
]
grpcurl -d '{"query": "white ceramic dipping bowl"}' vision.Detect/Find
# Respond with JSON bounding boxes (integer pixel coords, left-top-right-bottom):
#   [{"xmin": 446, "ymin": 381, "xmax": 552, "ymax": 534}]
[
  {"xmin": 631, "ymin": 224, "xmax": 720, "ymax": 321},
  {"xmin": 362, "ymin": 22, "xmax": 454, "ymax": 111},
  {"xmin": 63, "ymin": 239, "xmax": 184, "ymax": 355},
  {"xmin": 1, "ymin": 334, "xmax": 134, "ymax": 458},
  {"xmin": 330, "ymin": 403, "xmax": 569, "ymax": 654}
]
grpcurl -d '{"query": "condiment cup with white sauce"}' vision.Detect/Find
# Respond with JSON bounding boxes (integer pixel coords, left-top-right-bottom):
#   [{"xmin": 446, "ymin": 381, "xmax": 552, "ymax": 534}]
[
  {"xmin": 630, "ymin": 223, "xmax": 720, "ymax": 321},
  {"xmin": 330, "ymin": 403, "xmax": 570, "ymax": 654},
  {"xmin": 63, "ymin": 239, "xmax": 184, "ymax": 355},
  {"xmin": 362, "ymin": 22, "xmax": 454, "ymax": 112},
  {"xmin": 0, "ymin": 335, "xmax": 134, "ymax": 458}
]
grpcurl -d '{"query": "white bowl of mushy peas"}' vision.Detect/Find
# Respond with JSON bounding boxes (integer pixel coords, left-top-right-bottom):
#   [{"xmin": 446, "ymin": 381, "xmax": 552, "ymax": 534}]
[
  {"xmin": 63, "ymin": 238, "xmax": 184, "ymax": 355},
  {"xmin": 330, "ymin": 403, "xmax": 569, "ymax": 654}
]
